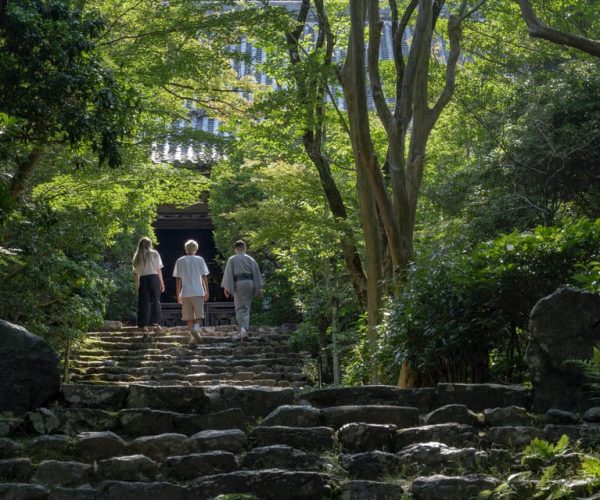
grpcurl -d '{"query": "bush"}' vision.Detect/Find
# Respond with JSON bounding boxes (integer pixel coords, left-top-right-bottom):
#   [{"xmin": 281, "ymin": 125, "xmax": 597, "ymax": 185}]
[{"xmin": 376, "ymin": 218, "xmax": 600, "ymax": 385}]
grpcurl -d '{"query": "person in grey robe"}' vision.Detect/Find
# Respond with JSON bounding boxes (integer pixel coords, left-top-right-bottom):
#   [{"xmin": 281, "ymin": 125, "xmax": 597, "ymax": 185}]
[{"xmin": 221, "ymin": 240, "xmax": 264, "ymax": 338}]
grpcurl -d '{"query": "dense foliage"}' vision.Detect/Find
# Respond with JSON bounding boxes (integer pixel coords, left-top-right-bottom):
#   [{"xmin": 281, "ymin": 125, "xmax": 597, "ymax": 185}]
[
  {"xmin": 374, "ymin": 219, "xmax": 600, "ymax": 386},
  {"xmin": 3, "ymin": 0, "xmax": 600, "ymax": 388},
  {"xmin": 0, "ymin": 0, "xmax": 256, "ymax": 361}
]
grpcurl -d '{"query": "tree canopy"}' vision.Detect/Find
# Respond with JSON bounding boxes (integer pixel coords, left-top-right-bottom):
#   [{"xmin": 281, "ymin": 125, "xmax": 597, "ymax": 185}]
[{"xmin": 2, "ymin": 0, "xmax": 600, "ymax": 387}]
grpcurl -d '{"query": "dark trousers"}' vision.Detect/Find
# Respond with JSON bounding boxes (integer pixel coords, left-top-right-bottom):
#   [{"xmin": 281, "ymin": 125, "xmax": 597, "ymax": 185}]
[{"xmin": 137, "ymin": 274, "xmax": 162, "ymax": 327}]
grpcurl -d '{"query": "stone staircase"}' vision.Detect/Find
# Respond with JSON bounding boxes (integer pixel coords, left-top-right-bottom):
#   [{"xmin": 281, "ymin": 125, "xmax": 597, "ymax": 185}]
[
  {"xmin": 1, "ymin": 325, "xmax": 600, "ymax": 499},
  {"xmin": 68, "ymin": 325, "xmax": 307, "ymax": 388}
]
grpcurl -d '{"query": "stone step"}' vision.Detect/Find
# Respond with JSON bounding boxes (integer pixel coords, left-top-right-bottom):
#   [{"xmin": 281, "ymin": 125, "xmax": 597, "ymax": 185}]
[
  {"xmin": 75, "ymin": 349, "xmax": 300, "ymax": 361},
  {"xmin": 69, "ymin": 364, "xmax": 304, "ymax": 376},
  {"xmin": 78, "ymin": 344, "xmax": 296, "ymax": 357},
  {"xmin": 2, "ymin": 474, "xmax": 595, "ymax": 500},
  {"xmin": 26, "ymin": 318, "xmax": 592, "ymax": 500},
  {"xmin": 59, "ymin": 384, "xmax": 297, "ymax": 415},
  {"xmin": 74, "ymin": 352, "xmax": 302, "ymax": 364},
  {"xmin": 301, "ymin": 383, "xmax": 532, "ymax": 413},
  {"xmin": 83, "ymin": 333, "xmax": 291, "ymax": 344},
  {"xmin": 4, "ymin": 380, "xmax": 600, "ymax": 500},
  {"xmin": 87, "ymin": 332, "xmax": 291, "ymax": 342}
]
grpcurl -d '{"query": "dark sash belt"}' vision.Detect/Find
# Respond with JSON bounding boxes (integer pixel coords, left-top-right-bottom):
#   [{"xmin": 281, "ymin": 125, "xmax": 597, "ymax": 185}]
[{"xmin": 234, "ymin": 273, "xmax": 253, "ymax": 282}]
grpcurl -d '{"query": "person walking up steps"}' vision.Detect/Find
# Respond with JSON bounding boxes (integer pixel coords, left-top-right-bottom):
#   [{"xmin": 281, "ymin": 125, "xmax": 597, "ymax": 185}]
[
  {"xmin": 132, "ymin": 237, "xmax": 165, "ymax": 341},
  {"xmin": 173, "ymin": 239, "xmax": 210, "ymax": 344},
  {"xmin": 221, "ymin": 240, "xmax": 264, "ymax": 340}
]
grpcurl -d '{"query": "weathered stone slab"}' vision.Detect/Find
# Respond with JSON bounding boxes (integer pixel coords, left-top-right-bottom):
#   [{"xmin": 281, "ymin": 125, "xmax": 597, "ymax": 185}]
[
  {"xmin": 251, "ymin": 426, "xmax": 334, "ymax": 453},
  {"xmin": 396, "ymin": 424, "xmax": 477, "ymax": 449},
  {"xmin": 74, "ymin": 431, "xmax": 127, "ymax": 461},
  {"xmin": 27, "ymin": 408, "xmax": 61, "ymax": 435},
  {"xmin": 31, "ymin": 460, "xmax": 92, "ymax": 487},
  {"xmin": 337, "ymin": 423, "xmax": 396, "ymax": 453},
  {"xmin": 188, "ymin": 429, "xmax": 247, "ymax": 454},
  {"xmin": 339, "ymin": 480, "xmax": 406, "ymax": 500},
  {"xmin": 478, "ymin": 448, "xmax": 513, "ymax": 471},
  {"xmin": 61, "ymin": 384, "xmax": 128, "ymax": 411},
  {"xmin": 242, "ymin": 445, "xmax": 323, "ymax": 471},
  {"xmin": 424, "ymin": 404, "xmax": 479, "ymax": 426},
  {"xmin": 128, "ymin": 434, "xmax": 189, "ymax": 461},
  {"xmin": 543, "ymin": 424, "xmax": 583, "ymax": 444},
  {"xmin": 321, "ymin": 405, "xmax": 418, "ymax": 428},
  {"xmin": 545, "ymin": 409, "xmax": 580, "ymax": 425},
  {"xmin": 48, "ymin": 486, "xmax": 97, "ymax": 500},
  {"xmin": 162, "ymin": 451, "xmax": 237, "ymax": 481},
  {"xmin": 397, "ymin": 443, "xmax": 479, "ymax": 473},
  {"xmin": 191, "ymin": 470, "xmax": 335, "ymax": 500},
  {"xmin": 0, "ymin": 414, "xmax": 25, "ymax": 437},
  {"xmin": 0, "ymin": 320, "xmax": 60, "ymax": 412},
  {"xmin": 527, "ymin": 287, "xmax": 600, "ymax": 411},
  {"xmin": 565, "ymin": 478, "xmax": 600, "ymax": 497},
  {"xmin": 173, "ymin": 408, "xmax": 246, "ymax": 435},
  {"xmin": 0, "ymin": 437, "xmax": 22, "ymax": 459},
  {"xmin": 583, "ymin": 407, "xmax": 600, "ymax": 423},
  {"xmin": 0, "ymin": 483, "xmax": 48, "ymax": 499},
  {"xmin": 57, "ymin": 408, "xmax": 118, "ymax": 435},
  {"xmin": 340, "ymin": 451, "xmax": 400, "ymax": 480},
  {"xmin": 127, "ymin": 385, "xmax": 210, "ymax": 413},
  {"xmin": 483, "ymin": 426, "xmax": 543, "ymax": 449},
  {"xmin": 262, "ymin": 405, "xmax": 321, "ymax": 428},
  {"xmin": 27, "ymin": 435, "xmax": 70, "ymax": 457},
  {"xmin": 97, "ymin": 454, "xmax": 158, "ymax": 482},
  {"xmin": 435, "ymin": 383, "xmax": 531, "ymax": 412},
  {"xmin": 0, "ymin": 458, "xmax": 33, "ymax": 482},
  {"xmin": 207, "ymin": 386, "xmax": 295, "ymax": 417},
  {"xmin": 483, "ymin": 406, "xmax": 532, "ymax": 427},
  {"xmin": 411, "ymin": 474, "xmax": 501, "ymax": 500},
  {"xmin": 302, "ymin": 385, "xmax": 435, "ymax": 411},
  {"xmin": 96, "ymin": 480, "xmax": 187, "ymax": 500},
  {"xmin": 119, "ymin": 409, "xmax": 175, "ymax": 435}
]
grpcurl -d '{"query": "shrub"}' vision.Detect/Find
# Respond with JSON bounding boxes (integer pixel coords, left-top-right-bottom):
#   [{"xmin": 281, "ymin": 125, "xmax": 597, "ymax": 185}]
[{"xmin": 376, "ymin": 218, "xmax": 600, "ymax": 385}]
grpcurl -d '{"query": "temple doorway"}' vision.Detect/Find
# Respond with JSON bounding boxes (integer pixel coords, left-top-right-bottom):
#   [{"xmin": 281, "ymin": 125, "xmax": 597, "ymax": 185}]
[{"xmin": 153, "ymin": 202, "xmax": 234, "ymax": 326}]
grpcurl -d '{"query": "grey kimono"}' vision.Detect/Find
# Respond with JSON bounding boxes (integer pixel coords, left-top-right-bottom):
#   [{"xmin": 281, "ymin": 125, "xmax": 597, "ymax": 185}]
[{"xmin": 221, "ymin": 252, "xmax": 264, "ymax": 331}]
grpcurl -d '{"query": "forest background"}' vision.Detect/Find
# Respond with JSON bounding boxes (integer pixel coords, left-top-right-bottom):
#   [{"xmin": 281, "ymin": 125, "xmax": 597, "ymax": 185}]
[{"xmin": 1, "ymin": 0, "xmax": 600, "ymax": 387}]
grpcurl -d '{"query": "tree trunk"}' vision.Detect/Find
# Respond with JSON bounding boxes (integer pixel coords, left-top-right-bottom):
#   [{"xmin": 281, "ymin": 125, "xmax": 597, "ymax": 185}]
[
  {"xmin": 286, "ymin": 0, "xmax": 368, "ymax": 312},
  {"xmin": 356, "ymin": 166, "xmax": 382, "ymax": 382},
  {"xmin": 9, "ymin": 147, "xmax": 44, "ymax": 201},
  {"xmin": 331, "ymin": 290, "xmax": 341, "ymax": 385},
  {"xmin": 304, "ymin": 136, "xmax": 368, "ymax": 310}
]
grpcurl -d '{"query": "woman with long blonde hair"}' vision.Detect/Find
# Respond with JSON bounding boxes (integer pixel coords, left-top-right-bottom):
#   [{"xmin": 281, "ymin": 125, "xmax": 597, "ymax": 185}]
[{"xmin": 133, "ymin": 236, "xmax": 165, "ymax": 339}]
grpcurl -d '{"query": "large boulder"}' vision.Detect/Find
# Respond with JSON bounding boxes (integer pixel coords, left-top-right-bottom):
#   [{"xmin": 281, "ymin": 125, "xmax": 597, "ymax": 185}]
[
  {"xmin": 0, "ymin": 320, "xmax": 60, "ymax": 412},
  {"xmin": 527, "ymin": 287, "xmax": 600, "ymax": 411}
]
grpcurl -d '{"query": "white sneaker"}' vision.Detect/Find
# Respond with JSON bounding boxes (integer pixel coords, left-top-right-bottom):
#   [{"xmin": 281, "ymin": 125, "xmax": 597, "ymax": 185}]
[
  {"xmin": 191, "ymin": 323, "xmax": 202, "ymax": 343},
  {"xmin": 240, "ymin": 327, "xmax": 248, "ymax": 338}
]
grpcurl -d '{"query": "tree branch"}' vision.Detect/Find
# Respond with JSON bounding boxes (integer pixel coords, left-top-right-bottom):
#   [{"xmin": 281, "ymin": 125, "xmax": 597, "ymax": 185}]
[
  {"xmin": 398, "ymin": 0, "xmax": 431, "ymax": 129},
  {"xmin": 368, "ymin": 0, "xmax": 394, "ymax": 134},
  {"xmin": 391, "ymin": 0, "xmax": 417, "ymax": 119},
  {"xmin": 516, "ymin": 0, "xmax": 600, "ymax": 57},
  {"xmin": 429, "ymin": 7, "xmax": 464, "ymax": 125}
]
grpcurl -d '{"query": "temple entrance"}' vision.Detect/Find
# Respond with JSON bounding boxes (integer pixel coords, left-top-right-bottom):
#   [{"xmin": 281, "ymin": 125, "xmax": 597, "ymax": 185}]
[{"xmin": 154, "ymin": 202, "xmax": 234, "ymax": 326}]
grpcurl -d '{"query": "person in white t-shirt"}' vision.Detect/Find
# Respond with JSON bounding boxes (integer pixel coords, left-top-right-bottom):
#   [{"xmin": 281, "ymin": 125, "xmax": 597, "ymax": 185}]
[
  {"xmin": 173, "ymin": 239, "xmax": 210, "ymax": 343},
  {"xmin": 132, "ymin": 236, "xmax": 165, "ymax": 339}
]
